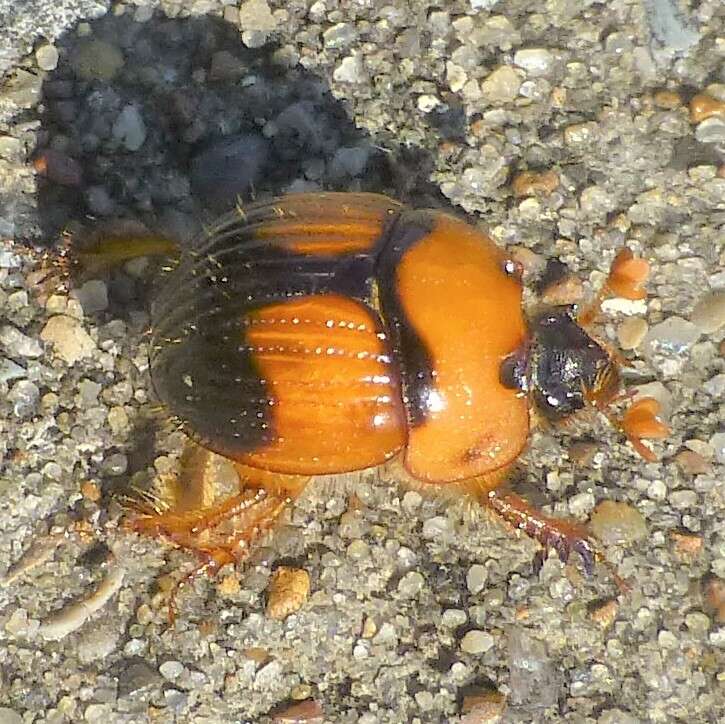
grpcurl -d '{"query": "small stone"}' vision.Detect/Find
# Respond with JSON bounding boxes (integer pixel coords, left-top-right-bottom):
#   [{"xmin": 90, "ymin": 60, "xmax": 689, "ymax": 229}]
[
  {"xmin": 590, "ymin": 599, "xmax": 619, "ymax": 629},
  {"xmin": 695, "ymin": 117, "xmax": 725, "ymax": 144},
  {"xmin": 669, "ymin": 489, "xmax": 697, "ymax": 509},
  {"xmin": 322, "ymin": 23, "xmax": 356, "ymax": 49},
  {"xmin": 446, "ymin": 61, "xmax": 467, "ymax": 92},
  {"xmin": 266, "ymin": 567, "xmax": 310, "ymax": 620},
  {"xmin": 642, "ymin": 316, "xmax": 700, "ymax": 368},
  {"xmin": 346, "ymin": 539, "xmax": 369, "ymax": 560},
  {"xmin": 513, "ymin": 48, "xmax": 554, "ymax": 77},
  {"xmin": 691, "ymin": 291, "xmax": 725, "ymax": 334},
  {"xmin": 657, "ymin": 629, "xmax": 678, "ymax": 649},
  {"xmin": 589, "ymin": 501, "xmax": 647, "ymax": 546},
  {"xmin": 0, "ymin": 708, "xmax": 23, "ymax": 724},
  {"xmin": 415, "ymin": 691, "xmax": 434, "ymax": 711},
  {"xmin": 33, "ymin": 149, "xmax": 83, "ymax": 186},
  {"xmin": 674, "ymin": 450, "xmax": 711, "ymax": 475},
  {"xmin": 461, "ymin": 630, "xmax": 494, "ymax": 654},
  {"xmin": 617, "ymin": 317, "xmax": 648, "ymax": 350},
  {"xmin": 402, "ymin": 491, "xmax": 422, "ymax": 513},
  {"xmin": 102, "ymin": 453, "xmax": 128, "ymax": 476},
  {"xmin": 1, "ymin": 324, "xmax": 40, "ymax": 358},
  {"xmin": 540, "ymin": 275, "xmax": 583, "ymax": 306},
  {"xmin": 564, "ymin": 122, "xmax": 598, "ymax": 146},
  {"xmin": 239, "ymin": 0, "xmax": 277, "ymax": 33},
  {"xmin": 466, "ymin": 564, "xmax": 488, "ymax": 595},
  {"xmin": 689, "ymin": 93, "xmax": 725, "ymax": 123},
  {"xmin": 710, "ymin": 432, "xmax": 725, "ymax": 464},
  {"xmin": 333, "ymin": 55, "xmax": 366, "ymax": 83},
  {"xmin": 329, "ymin": 146, "xmax": 370, "ymax": 179},
  {"xmin": 35, "ymin": 44, "xmax": 59, "ymax": 71},
  {"xmin": 5, "ymin": 608, "xmax": 30, "ymax": 637},
  {"xmin": 272, "ymin": 700, "xmax": 324, "ymax": 723},
  {"xmin": 41, "ymin": 316, "xmax": 96, "ymax": 364},
  {"xmin": 80, "ymin": 480, "xmax": 101, "ymax": 502},
  {"xmin": 0, "ymin": 358, "xmax": 26, "ymax": 384},
  {"xmin": 480, "ymin": 66, "xmax": 521, "ymax": 103},
  {"xmin": 653, "ymin": 90, "xmax": 682, "ymax": 109},
  {"xmin": 397, "ymin": 571, "xmax": 424, "ymax": 598},
  {"xmin": 191, "ymin": 134, "xmax": 269, "ymax": 206},
  {"xmin": 422, "ymin": 515, "xmax": 454, "ymax": 541},
  {"xmin": 72, "ymin": 39, "xmax": 124, "ymax": 81},
  {"xmin": 71, "ymin": 280, "xmax": 108, "ymax": 314},
  {"xmin": 703, "ymin": 577, "xmax": 725, "ymax": 624},
  {"xmin": 112, "ymin": 105, "xmax": 147, "ymax": 152},
  {"xmin": 568, "ymin": 441, "xmax": 598, "ymax": 466},
  {"xmin": 107, "ymin": 406, "xmax": 129, "ymax": 434},
  {"xmin": 461, "ymin": 689, "xmax": 506, "ymax": 723},
  {"xmin": 159, "ymin": 661, "xmax": 184, "ymax": 681},
  {"xmin": 417, "ymin": 94, "xmax": 441, "ymax": 113},
  {"xmin": 9, "ymin": 379, "xmax": 39, "ymax": 418},
  {"xmin": 704, "ymin": 373, "xmax": 725, "ymax": 398},
  {"xmin": 442, "ymin": 609, "xmax": 467, "ymax": 627},
  {"xmin": 372, "ymin": 622, "xmax": 397, "ymax": 646},
  {"xmin": 511, "ymin": 169, "xmax": 559, "ymax": 197},
  {"xmin": 671, "ymin": 531, "xmax": 703, "ymax": 560},
  {"xmin": 569, "ymin": 492, "xmax": 595, "ymax": 516}
]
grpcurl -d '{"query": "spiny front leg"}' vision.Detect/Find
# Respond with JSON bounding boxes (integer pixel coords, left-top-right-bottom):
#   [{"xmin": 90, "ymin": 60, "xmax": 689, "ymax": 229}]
[{"xmin": 483, "ymin": 489, "xmax": 629, "ymax": 592}]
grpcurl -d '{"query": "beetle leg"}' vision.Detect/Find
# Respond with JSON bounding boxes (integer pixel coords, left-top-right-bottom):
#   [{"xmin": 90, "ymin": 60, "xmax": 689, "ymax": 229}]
[
  {"xmin": 482, "ymin": 489, "xmax": 628, "ymax": 592},
  {"xmin": 577, "ymin": 248, "xmax": 651, "ymax": 327}
]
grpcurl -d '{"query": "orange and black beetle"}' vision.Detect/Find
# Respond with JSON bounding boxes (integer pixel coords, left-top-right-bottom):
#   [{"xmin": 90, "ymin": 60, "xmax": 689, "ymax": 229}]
[{"xmin": 108, "ymin": 192, "xmax": 667, "ymax": 608}]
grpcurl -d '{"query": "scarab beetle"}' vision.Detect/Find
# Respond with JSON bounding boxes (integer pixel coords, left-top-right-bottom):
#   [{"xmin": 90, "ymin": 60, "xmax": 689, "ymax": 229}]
[{"xmin": 96, "ymin": 192, "xmax": 667, "ymax": 608}]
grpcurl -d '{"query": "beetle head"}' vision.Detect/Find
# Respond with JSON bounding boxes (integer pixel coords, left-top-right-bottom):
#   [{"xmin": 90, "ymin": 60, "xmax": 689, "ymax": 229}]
[{"xmin": 501, "ymin": 306, "xmax": 619, "ymax": 422}]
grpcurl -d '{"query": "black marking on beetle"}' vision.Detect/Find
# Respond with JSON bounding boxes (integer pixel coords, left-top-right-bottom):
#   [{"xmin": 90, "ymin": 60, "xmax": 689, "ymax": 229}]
[
  {"xmin": 150, "ymin": 198, "xmax": 396, "ymax": 458},
  {"xmin": 375, "ymin": 209, "xmax": 438, "ymax": 429}
]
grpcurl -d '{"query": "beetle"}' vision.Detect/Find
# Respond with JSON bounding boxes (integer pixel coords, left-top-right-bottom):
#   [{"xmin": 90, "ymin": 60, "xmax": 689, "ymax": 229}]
[{"xmin": 86, "ymin": 192, "xmax": 667, "ymax": 610}]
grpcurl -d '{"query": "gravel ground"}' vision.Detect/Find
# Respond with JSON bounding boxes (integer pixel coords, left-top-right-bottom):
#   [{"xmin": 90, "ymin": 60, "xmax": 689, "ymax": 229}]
[{"xmin": 0, "ymin": 1, "xmax": 723, "ymax": 722}]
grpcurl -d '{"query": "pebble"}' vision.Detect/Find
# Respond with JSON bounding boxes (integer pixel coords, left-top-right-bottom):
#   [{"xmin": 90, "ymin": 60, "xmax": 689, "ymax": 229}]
[
  {"xmin": 372, "ymin": 622, "xmax": 397, "ymax": 646},
  {"xmin": 402, "ymin": 490, "xmax": 422, "ymax": 513},
  {"xmin": 272, "ymin": 700, "xmax": 324, "ymax": 723},
  {"xmin": 703, "ymin": 577, "xmax": 725, "ymax": 624},
  {"xmin": 642, "ymin": 316, "xmax": 700, "ymax": 365},
  {"xmin": 446, "ymin": 61, "xmax": 467, "ymax": 92},
  {"xmin": 442, "ymin": 609, "xmax": 467, "ymax": 628},
  {"xmin": 689, "ymin": 93, "xmax": 725, "ymax": 123},
  {"xmin": 33, "ymin": 149, "xmax": 83, "ymax": 186},
  {"xmin": 0, "ymin": 324, "xmax": 42, "ymax": 358},
  {"xmin": 466, "ymin": 564, "xmax": 488, "ymax": 595},
  {"xmin": 0, "ymin": 708, "xmax": 23, "ymax": 724},
  {"xmin": 72, "ymin": 39, "xmax": 124, "ymax": 81},
  {"xmin": 690, "ymin": 291, "xmax": 725, "ymax": 334},
  {"xmin": 159, "ymin": 660, "xmax": 184, "ymax": 681},
  {"xmin": 704, "ymin": 373, "xmax": 725, "ymax": 398},
  {"xmin": 461, "ymin": 630, "xmax": 494, "ymax": 654},
  {"xmin": 397, "ymin": 571, "xmax": 424, "ymax": 598},
  {"xmin": 322, "ymin": 23, "xmax": 357, "ymax": 49},
  {"xmin": 71, "ymin": 280, "xmax": 108, "ymax": 314},
  {"xmin": 422, "ymin": 515, "xmax": 454, "ymax": 541},
  {"xmin": 694, "ymin": 117, "xmax": 725, "ymax": 144},
  {"xmin": 333, "ymin": 55, "xmax": 366, "ymax": 84},
  {"xmin": 653, "ymin": 89, "xmax": 682, "ymax": 109},
  {"xmin": 513, "ymin": 48, "xmax": 554, "ymax": 77},
  {"xmin": 40, "ymin": 316, "xmax": 96, "ymax": 364},
  {"xmin": 480, "ymin": 66, "xmax": 521, "ymax": 104},
  {"xmin": 191, "ymin": 134, "xmax": 269, "ymax": 206},
  {"xmin": 669, "ymin": 489, "xmax": 697, "ymax": 510},
  {"xmin": 238, "ymin": 0, "xmax": 277, "ymax": 32},
  {"xmin": 671, "ymin": 531, "xmax": 703, "ymax": 560},
  {"xmin": 112, "ymin": 105, "xmax": 147, "ymax": 152},
  {"xmin": 511, "ymin": 169, "xmax": 559, "ymax": 197},
  {"xmin": 417, "ymin": 94, "xmax": 441, "ymax": 113},
  {"xmin": 568, "ymin": 491, "xmax": 595, "ymax": 516},
  {"xmin": 617, "ymin": 317, "xmax": 648, "ymax": 350},
  {"xmin": 35, "ymin": 44, "xmax": 59, "ymax": 71},
  {"xmin": 102, "ymin": 453, "xmax": 128, "ymax": 476},
  {"xmin": 589, "ymin": 501, "xmax": 647, "ymax": 545},
  {"xmin": 0, "ymin": 358, "xmax": 26, "ymax": 383},
  {"xmin": 329, "ymin": 146, "xmax": 370, "ymax": 179},
  {"xmin": 564, "ymin": 122, "xmax": 598, "ymax": 146},
  {"xmin": 709, "ymin": 432, "xmax": 725, "ymax": 464},
  {"xmin": 674, "ymin": 450, "xmax": 710, "ymax": 475},
  {"xmin": 265, "ymin": 566, "xmax": 310, "ymax": 620}
]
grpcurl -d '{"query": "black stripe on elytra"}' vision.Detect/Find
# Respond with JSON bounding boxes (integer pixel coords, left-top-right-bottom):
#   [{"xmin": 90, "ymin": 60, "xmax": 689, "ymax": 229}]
[
  {"xmin": 375, "ymin": 209, "xmax": 438, "ymax": 429},
  {"xmin": 150, "ymin": 221, "xmax": 388, "ymax": 458}
]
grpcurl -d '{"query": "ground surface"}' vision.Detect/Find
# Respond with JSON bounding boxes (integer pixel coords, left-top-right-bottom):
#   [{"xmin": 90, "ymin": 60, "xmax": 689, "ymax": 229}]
[{"xmin": 0, "ymin": 1, "xmax": 723, "ymax": 723}]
